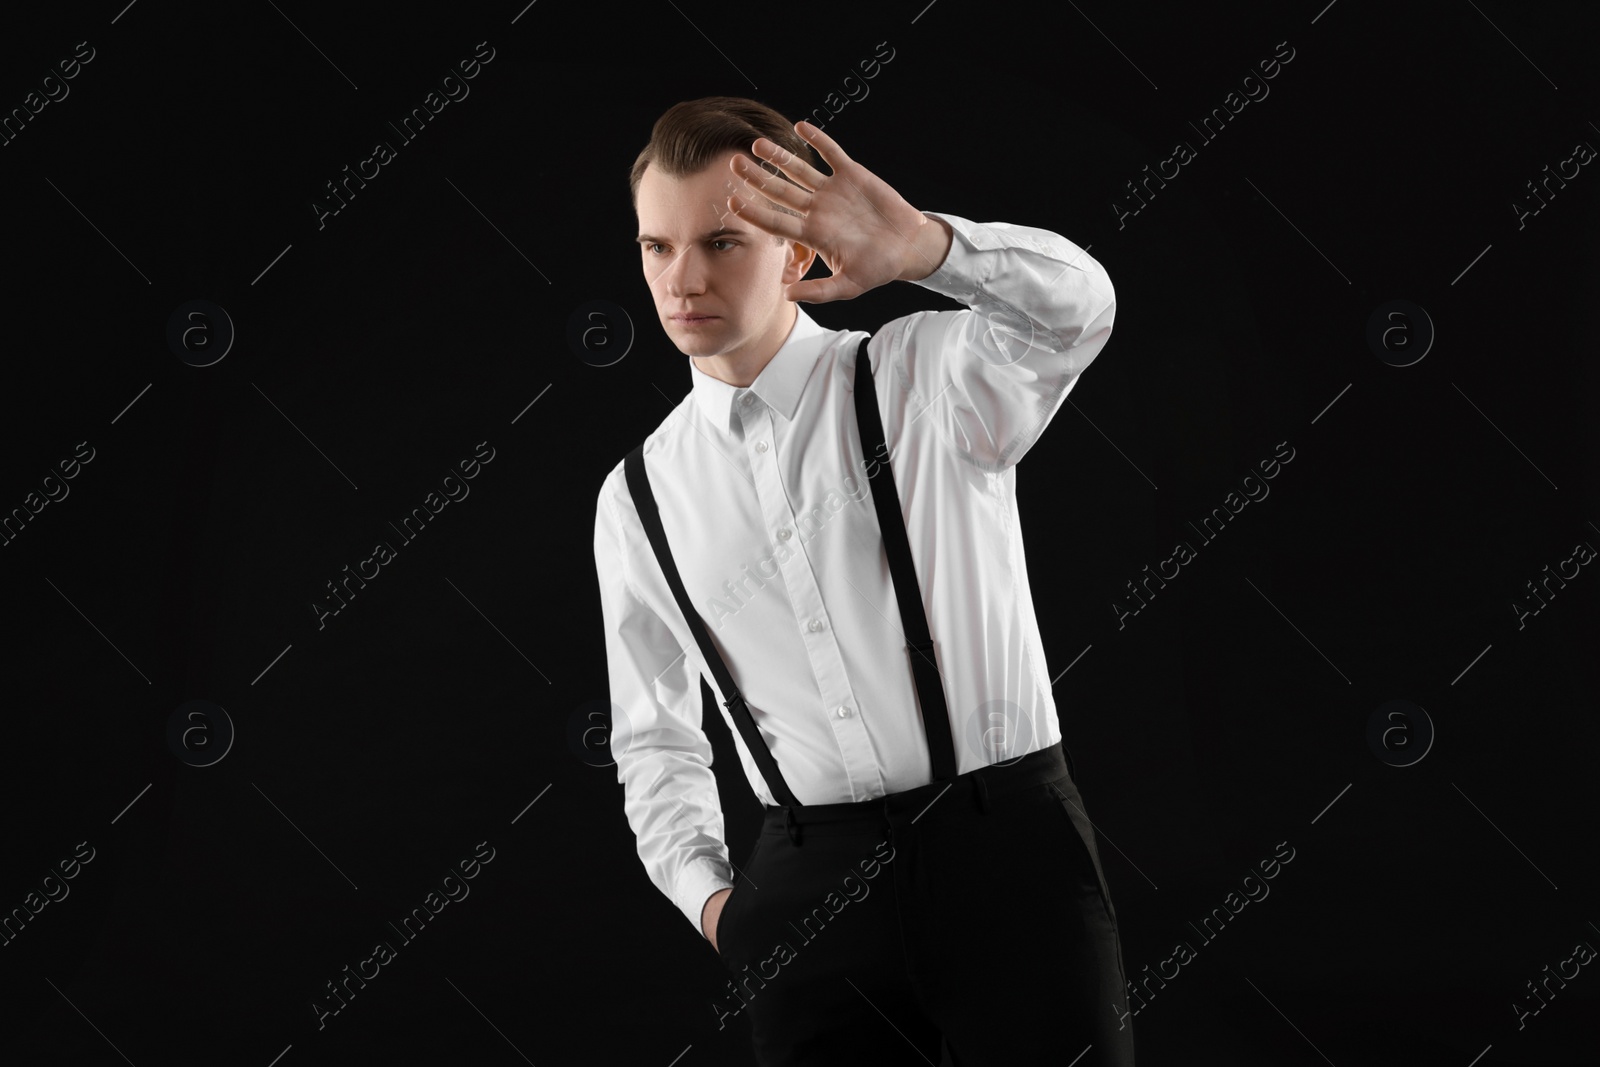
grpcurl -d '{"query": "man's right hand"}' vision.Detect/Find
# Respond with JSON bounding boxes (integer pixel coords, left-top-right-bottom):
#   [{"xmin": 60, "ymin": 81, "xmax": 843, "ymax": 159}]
[{"xmin": 702, "ymin": 887, "xmax": 734, "ymax": 953}]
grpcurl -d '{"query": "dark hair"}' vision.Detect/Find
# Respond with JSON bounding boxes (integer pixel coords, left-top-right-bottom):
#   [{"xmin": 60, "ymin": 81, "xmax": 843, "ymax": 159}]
[{"xmin": 629, "ymin": 96, "xmax": 820, "ymax": 244}]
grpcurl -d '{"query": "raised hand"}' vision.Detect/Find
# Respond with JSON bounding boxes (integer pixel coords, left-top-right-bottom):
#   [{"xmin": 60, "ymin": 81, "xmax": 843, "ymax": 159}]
[{"xmin": 727, "ymin": 121, "xmax": 952, "ymax": 304}]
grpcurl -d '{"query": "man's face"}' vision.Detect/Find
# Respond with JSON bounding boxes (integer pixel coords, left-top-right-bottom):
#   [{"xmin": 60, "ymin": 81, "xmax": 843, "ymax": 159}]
[{"xmin": 634, "ymin": 149, "xmax": 812, "ymax": 360}]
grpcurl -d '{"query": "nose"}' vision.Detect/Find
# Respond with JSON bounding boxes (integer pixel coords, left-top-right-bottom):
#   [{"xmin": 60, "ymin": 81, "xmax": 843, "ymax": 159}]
[{"xmin": 660, "ymin": 245, "xmax": 707, "ymax": 300}]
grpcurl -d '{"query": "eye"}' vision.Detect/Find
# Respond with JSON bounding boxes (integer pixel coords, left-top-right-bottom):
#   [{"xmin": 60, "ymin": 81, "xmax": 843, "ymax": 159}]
[{"xmin": 643, "ymin": 239, "xmax": 735, "ymax": 255}]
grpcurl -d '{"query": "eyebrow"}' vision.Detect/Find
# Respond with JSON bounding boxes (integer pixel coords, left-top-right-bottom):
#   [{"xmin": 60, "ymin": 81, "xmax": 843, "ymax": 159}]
[{"xmin": 635, "ymin": 227, "xmax": 745, "ymax": 245}]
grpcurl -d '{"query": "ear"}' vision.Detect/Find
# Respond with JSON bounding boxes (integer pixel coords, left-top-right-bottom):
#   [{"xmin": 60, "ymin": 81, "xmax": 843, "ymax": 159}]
[{"xmin": 782, "ymin": 240, "xmax": 817, "ymax": 284}]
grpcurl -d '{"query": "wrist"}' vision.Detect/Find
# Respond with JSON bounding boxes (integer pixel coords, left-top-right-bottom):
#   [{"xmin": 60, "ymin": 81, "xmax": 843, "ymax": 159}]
[
  {"xmin": 898, "ymin": 213, "xmax": 953, "ymax": 283},
  {"xmin": 701, "ymin": 884, "xmax": 731, "ymax": 936}
]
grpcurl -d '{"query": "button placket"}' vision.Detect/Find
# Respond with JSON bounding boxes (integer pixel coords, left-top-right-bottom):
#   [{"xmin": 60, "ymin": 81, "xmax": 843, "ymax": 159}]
[{"xmin": 742, "ymin": 380, "xmax": 877, "ymax": 799}]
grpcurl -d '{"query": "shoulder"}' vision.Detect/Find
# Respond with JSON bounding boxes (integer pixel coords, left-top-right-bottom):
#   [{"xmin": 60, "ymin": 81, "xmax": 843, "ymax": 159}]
[{"xmin": 834, "ymin": 308, "xmax": 966, "ymax": 391}]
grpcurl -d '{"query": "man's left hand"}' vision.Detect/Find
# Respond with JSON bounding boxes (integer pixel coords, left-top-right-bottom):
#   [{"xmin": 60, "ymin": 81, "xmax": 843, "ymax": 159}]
[{"xmin": 728, "ymin": 121, "xmax": 953, "ymax": 304}]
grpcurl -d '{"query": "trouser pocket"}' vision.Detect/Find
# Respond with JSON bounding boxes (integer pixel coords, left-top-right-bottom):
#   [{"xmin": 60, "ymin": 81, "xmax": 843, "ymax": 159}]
[
  {"xmin": 1040, "ymin": 774, "xmax": 1129, "ymax": 1002},
  {"xmin": 718, "ymin": 835, "xmax": 768, "ymax": 966},
  {"xmin": 1042, "ymin": 775, "xmax": 1118, "ymax": 930}
]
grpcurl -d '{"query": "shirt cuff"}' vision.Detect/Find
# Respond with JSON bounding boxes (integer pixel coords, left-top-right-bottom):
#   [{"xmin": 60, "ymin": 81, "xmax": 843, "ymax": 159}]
[
  {"xmin": 676, "ymin": 856, "xmax": 736, "ymax": 938},
  {"xmin": 914, "ymin": 210, "xmax": 982, "ymax": 303}
]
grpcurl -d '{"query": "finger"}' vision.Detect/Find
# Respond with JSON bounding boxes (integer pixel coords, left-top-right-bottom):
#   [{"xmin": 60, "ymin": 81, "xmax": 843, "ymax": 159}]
[
  {"xmin": 786, "ymin": 274, "xmax": 855, "ymax": 305},
  {"xmin": 749, "ymin": 135, "xmax": 825, "ymax": 192},
  {"xmin": 731, "ymin": 155, "xmax": 808, "ymax": 213},
  {"xmin": 727, "ymin": 192, "xmax": 804, "ymax": 243},
  {"xmin": 793, "ymin": 120, "xmax": 851, "ymax": 174},
  {"xmin": 709, "ymin": 176, "xmax": 742, "ymax": 228}
]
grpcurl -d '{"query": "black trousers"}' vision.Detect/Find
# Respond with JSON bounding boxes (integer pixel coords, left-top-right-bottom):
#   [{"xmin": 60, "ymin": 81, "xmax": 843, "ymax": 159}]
[{"xmin": 712, "ymin": 741, "xmax": 1136, "ymax": 1066}]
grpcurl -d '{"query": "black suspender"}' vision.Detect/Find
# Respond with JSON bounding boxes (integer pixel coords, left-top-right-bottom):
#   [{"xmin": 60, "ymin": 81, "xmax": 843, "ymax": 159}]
[
  {"xmin": 852, "ymin": 335, "xmax": 960, "ymax": 784},
  {"xmin": 623, "ymin": 448, "xmax": 802, "ymax": 809},
  {"xmin": 622, "ymin": 335, "xmax": 957, "ymax": 806}
]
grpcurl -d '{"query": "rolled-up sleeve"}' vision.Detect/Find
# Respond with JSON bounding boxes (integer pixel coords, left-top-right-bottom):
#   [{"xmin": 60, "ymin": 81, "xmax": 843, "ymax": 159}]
[
  {"xmin": 888, "ymin": 211, "xmax": 1116, "ymax": 472},
  {"xmin": 594, "ymin": 466, "xmax": 734, "ymax": 937}
]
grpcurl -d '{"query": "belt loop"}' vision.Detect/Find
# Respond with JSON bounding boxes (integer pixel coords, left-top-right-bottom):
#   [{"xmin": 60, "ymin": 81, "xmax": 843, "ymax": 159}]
[
  {"xmin": 784, "ymin": 806, "xmax": 801, "ymax": 846},
  {"xmin": 973, "ymin": 772, "xmax": 990, "ymax": 815}
]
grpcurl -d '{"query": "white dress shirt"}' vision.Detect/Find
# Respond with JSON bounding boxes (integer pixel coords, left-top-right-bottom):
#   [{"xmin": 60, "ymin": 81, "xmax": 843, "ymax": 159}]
[{"xmin": 592, "ymin": 211, "xmax": 1116, "ymax": 935}]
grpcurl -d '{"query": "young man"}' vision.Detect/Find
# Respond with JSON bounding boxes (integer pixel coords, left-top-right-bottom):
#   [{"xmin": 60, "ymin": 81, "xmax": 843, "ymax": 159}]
[{"xmin": 593, "ymin": 96, "xmax": 1133, "ymax": 1065}]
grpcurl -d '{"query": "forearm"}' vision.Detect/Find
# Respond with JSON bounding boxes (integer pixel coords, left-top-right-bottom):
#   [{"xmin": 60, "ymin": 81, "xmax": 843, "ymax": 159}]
[
  {"xmin": 915, "ymin": 210, "xmax": 1115, "ymax": 353},
  {"xmin": 883, "ymin": 211, "xmax": 1117, "ymax": 471}
]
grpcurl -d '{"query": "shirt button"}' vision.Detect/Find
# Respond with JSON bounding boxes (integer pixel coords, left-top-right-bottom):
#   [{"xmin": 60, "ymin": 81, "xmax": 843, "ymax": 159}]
[
  {"xmin": 808, "ymin": 618, "xmax": 823, "ymax": 632},
  {"xmin": 836, "ymin": 706, "xmax": 852, "ymax": 719},
  {"xmin": 777, "ymin": 528, "xmax": 791, "ymax": 541},
  {"xmin": 756, "ymin": 440, "xmax": 768, "ymax": 453},
  {"xmin": 741, "ymin": 394, "xmax": 752, "ymax": 405}
]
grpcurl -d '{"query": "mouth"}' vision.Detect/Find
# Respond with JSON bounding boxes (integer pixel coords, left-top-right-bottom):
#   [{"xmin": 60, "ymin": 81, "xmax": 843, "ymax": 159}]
[{"xmin": 671, "ymin": 315, "xmax": 719, "ymax": 325}]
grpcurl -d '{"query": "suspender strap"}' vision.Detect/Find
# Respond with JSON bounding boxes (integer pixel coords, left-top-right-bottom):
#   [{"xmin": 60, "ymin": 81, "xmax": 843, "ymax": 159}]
[
  {"xmin": 619, "ymin": 332, "xmax": 960, "ymax": 807},
  {"xmin": 624, "ymin": 444, "xmax": 803, "ymax": 808},
  {"xmin": 852, "ymin": 336, "xmax": 960, "ymax": 782}
]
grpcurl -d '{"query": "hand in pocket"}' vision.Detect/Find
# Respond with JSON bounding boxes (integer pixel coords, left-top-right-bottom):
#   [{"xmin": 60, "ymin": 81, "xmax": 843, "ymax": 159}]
[{"xmin": 703, "ymin": 886, "xmax": 734, "ymax": 954}]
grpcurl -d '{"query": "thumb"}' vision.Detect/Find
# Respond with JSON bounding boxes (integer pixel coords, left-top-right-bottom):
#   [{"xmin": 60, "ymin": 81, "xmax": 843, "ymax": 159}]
[{"xmin": 786, "ymin": 275, "xmax": 855, "ymax": 305}]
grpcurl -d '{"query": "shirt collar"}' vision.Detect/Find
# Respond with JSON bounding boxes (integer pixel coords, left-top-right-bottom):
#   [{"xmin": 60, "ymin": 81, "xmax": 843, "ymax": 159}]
[{"xmin": 688, "ymin": 306, "xmax": 831, "ymax": 434}]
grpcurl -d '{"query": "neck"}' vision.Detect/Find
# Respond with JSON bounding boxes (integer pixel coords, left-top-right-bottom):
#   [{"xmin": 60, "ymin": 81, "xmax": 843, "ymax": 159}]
[{"xmin": 691, "ymin": 303, "xmax": 798, "ymax": 388}]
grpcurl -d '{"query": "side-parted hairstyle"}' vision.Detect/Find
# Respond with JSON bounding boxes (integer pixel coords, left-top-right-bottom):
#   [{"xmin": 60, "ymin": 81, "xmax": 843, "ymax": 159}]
[{"xmin": 629, "ymin": 96, "xmax": 821, "ymax": 244}]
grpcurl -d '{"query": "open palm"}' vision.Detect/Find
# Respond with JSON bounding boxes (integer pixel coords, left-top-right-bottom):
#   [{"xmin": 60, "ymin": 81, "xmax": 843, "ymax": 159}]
[{"xmin": 727, "ymin": 121, "xmax": 946, "ymax": 304}]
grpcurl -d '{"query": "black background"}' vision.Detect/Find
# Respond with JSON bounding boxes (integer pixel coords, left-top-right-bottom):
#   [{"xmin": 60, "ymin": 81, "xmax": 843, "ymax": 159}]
[{"xmin": 1, "ymin": 1, "xmax": 1596, "ymax": 1064}]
